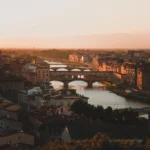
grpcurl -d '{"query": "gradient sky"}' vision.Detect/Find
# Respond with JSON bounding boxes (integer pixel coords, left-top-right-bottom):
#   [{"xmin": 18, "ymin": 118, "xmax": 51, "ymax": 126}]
[{"xmin": 1, "ymin": 0, "xmax": 150, "ymax": 48}]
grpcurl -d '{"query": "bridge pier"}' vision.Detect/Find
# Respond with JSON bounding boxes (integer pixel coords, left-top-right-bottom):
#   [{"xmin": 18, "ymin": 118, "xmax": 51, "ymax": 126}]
[
  {"xmin": 64, "ymin": 82, "xmax": 69, "ymax": 89},
  {"xmin": 87, "ymin": 81, "xmax": 93, "ymax": 88}
]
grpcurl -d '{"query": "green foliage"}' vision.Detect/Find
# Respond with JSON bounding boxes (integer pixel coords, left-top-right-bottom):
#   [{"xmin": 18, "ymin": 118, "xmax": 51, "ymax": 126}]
[
  {"xmin": 71, "ymin": 100, "xmax": 147, "ymax": 125},
  {"xmin": 71, "ymin": 100, "xmax": 88, "ymax": 115}
]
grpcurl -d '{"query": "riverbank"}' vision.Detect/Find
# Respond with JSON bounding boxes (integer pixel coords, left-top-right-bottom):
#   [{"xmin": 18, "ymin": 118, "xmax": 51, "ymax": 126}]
[{"xmin": 108, "ymin": 86, "xmax": 150, "ymax": 104}]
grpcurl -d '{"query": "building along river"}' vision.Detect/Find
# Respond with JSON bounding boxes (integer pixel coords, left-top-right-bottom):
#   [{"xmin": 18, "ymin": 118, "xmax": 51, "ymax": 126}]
[{"xmin": 48, "ymin": 61, "xmax": 150, "ymax": 109}]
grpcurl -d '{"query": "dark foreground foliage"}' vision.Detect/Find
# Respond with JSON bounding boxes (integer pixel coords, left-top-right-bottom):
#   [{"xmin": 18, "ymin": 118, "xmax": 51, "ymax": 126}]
[
  {"xmin": 71, "ymin": 100, "xmax": 147, "ymax": 125},
  {"xmin": 38, "ymin": 133, "xmax": 146, "ymax": 150}
]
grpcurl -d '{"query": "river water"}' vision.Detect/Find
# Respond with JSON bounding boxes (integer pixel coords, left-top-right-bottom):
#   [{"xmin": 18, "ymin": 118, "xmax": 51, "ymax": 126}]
[{"xmin": 48, "ymin": 61, "xmax": 150, "ymax": 109}]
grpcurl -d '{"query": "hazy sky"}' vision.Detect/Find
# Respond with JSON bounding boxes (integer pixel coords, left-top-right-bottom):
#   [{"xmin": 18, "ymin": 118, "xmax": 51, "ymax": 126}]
[{"xmin": 1, "ymin": 0, "xmax": 150, "ymax": 48}]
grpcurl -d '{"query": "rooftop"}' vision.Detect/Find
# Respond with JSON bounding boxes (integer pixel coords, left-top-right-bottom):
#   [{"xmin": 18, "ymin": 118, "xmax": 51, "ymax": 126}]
[
  {"xmin": 0, "ymin": 102, "xmax": 12, "ymax": 109},
  {"xmin": 5, "ymin": 105, "xmax": 22, "ymax": 112},
  {"xmin": 0, "ymin": 129, "xmax": 23, "ymax": 137}
]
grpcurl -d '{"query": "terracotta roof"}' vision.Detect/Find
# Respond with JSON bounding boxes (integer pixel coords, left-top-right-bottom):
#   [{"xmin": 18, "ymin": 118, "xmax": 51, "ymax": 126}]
[
  {"xmin": 5, "ymin": 104, "xmax": 23, "ymax": 112},
  {"xmin": 0, "ymin": 102, "xmax": 12, "ymax": 109}
]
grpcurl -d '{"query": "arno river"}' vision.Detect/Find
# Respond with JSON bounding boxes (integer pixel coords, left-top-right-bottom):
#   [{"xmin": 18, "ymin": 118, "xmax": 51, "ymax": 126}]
[{"xmin": 48, "ymin": 62, "xmax": 150, "ymax": 109}]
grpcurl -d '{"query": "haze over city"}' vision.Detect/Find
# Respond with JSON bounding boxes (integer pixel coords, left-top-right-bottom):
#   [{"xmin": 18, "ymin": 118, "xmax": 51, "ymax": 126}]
[{"xmin": 1, "ymin": 0, "xmax": 150, "ymax": 48}]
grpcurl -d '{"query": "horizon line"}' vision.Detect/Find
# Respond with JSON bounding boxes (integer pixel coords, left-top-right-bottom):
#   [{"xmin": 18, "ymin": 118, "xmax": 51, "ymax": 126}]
[{"xmin": 1, "ymin": 47, "xmax": 150, "ymax": 50}]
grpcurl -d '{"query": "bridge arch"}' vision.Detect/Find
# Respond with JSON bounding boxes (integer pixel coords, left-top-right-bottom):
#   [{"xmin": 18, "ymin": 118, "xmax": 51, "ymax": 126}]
[
  {"xmin": 68, "ymin": 80, "xmax": 100, "ymax": 88},
  {"xmin": 56, "ymin": 68, "xmax": 68, "ymax": 71},
  {"xmin": 84, "ymin": 69, "xmax": 90, "ymax": 71},
  {"xmin": 68, "ymin": 80, "xmax": 88, "ymax": 87},
  {"xmin": 50, "ymin": 80, "xmax": 64, "ymax": 86},
  {"xmin": 92, "ymin": 81, "xmax": 105, "ymax": 87},
  {"xmin": 71, "ymin": 68, "xmax": 81, "ymax": 71}
]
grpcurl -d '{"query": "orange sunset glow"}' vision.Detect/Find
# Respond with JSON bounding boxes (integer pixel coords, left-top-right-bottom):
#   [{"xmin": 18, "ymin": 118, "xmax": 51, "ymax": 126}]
[{"xmin": 0, "ymin": 0, "xmax": 150, "ymax": 48}]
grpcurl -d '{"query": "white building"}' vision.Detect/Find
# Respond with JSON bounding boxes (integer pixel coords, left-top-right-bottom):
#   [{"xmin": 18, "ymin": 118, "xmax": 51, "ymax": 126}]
[
  {"xmin": 80, "ymin": 55, "xmax": 90, "ymax": 63},
  {"xmin": 49, "ymin": 89, "xmax": 88, "ymax": 108},
  {"xmin": 18, "ymin": 87, "xmax": 44, "ymax": 109},
  {"xmin": 23, "ymin": 63, "xmax": 36, "ymax": 73}
]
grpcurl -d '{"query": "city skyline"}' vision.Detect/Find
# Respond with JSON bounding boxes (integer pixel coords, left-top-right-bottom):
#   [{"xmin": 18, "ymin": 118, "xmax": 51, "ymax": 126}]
[{"xmin": 1, "ymin": 0, "xmax": 150, "ymax": 48}]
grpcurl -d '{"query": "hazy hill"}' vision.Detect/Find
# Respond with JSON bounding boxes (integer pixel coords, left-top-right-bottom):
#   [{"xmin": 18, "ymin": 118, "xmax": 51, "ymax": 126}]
[{"xmin": 1, "ymin": 33, "xmax": 150, "ymax": 49}]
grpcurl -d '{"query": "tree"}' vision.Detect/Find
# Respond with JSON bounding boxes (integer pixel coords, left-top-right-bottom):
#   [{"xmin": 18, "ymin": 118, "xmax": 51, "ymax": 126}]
[
  {"xmin": 105, "ymin": 106, "xmax": 113, "ymax": 121},
  {"xmin": 96, "ymin": 105, "xmax": 105, "ymax": 121},
  {"xmin": 71, "ymin": 100, "xmax": 88, "ymax": 115}
]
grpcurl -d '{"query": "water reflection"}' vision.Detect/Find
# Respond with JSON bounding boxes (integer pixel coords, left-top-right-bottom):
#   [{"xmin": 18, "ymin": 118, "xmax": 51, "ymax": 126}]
[
  {"xmin": 56, "ymin": 68, "xmax": 68, "ymax": 71},
  {"xmin": 50, "ymin": 80, "xmax": 150, "ymax": 109}
]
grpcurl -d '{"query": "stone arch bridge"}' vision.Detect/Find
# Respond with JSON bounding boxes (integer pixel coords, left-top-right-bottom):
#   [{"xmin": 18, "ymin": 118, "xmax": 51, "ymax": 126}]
[
  {"xmin": 50, "ymin": 67, "xmax": 90, "ymax": 72},
  {"xmin": 49, "ymin": 70, "xmax": 120, "ymax": 88}
]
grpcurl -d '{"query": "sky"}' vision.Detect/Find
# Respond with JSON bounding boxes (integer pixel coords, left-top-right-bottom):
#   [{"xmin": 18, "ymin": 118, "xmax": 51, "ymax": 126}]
[{"xmin": 0, "ymin": 0, "xmax": 150, "ymax": 48}]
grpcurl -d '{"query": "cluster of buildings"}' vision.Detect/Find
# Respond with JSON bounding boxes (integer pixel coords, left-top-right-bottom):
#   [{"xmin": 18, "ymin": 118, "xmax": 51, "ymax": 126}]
[
  {"xmin": 69, "ymin": 50, "xmax": 150, "ymax": 91},
  {"xmin": 0, "ymin": 83, "xmax": 88, "ymax": 149},
  {"xmin": 0, "ymin": 50, "xmax": 150, "ymax": 149},
  {"xmin": 0, "ymin": 51, "xmax": 90, "ymax": 148},
  {"xmin": 0, "ymin": 98, "xmax": 34, "ymax": 149},
  {"xmin": 0, "ymin": 50, "xmax": 51, "ymax": 86},
  {"xmin": 17, "ymin": 84, "xmax": 88, "ymax": 110},
  {"xmin": 93, "ymin": 51, "xmax": 150, "ymax": 91},
  {"xmin": 69, "ymin": 53, "xmax": 92, "ymax": 63}
]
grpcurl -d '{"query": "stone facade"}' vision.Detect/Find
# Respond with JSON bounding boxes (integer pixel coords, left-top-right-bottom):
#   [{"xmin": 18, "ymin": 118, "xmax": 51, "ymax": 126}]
[
  {"xmin": 124, "ymin": 65, "xmax": 137, "ymax": 86},
  {"xmin": 36, "ymin": 65, "xmax": 50, "ymax": 82},
  {"xmin": 137, "ymin": 63, "xmax": 150, "ymax": 90}
]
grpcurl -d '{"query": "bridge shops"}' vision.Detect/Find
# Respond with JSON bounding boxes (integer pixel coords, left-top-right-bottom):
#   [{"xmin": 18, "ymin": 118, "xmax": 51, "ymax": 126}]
[{"xmin": 49, "ymin": 70, "xmax": 119, "ymax": 88}]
